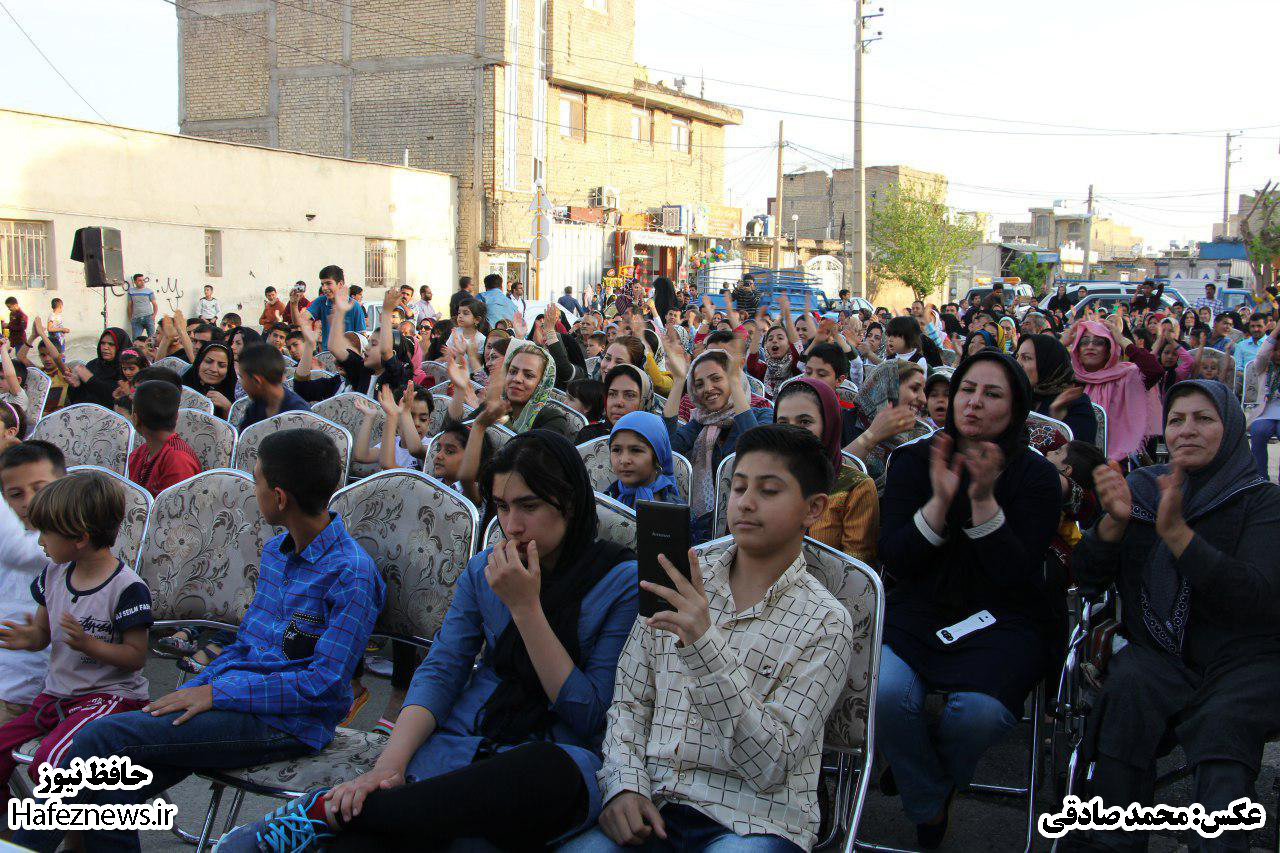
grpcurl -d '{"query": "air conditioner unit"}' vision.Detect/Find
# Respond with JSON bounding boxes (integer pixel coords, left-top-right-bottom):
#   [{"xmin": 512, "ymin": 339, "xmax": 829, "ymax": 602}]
[{"xmin": 587, "ymin": 186, "xmax": 622, "ymax": 209}]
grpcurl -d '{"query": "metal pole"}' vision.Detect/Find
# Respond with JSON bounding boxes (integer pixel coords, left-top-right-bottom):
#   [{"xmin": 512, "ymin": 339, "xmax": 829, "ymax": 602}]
[
  {"xmin": 854, "ymin": 0, "xmax": 867, "ymax": 299},
  {"xmin": 1223, "ymin": 132, "xmax": 1233, "ymax": 235},
  {"xmin": 1082, "ymin": 184, "xmax": 1094, "ymax": 281},
  {"xmin": 774, "ymin": 120, "xmax": 784, "ymax": 271}
]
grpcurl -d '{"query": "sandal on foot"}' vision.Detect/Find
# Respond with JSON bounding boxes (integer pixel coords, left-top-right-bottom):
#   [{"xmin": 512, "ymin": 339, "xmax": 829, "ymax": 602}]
[{"xmin": 340, "ymin": 686, "xmax": 370, "ymax": 727}]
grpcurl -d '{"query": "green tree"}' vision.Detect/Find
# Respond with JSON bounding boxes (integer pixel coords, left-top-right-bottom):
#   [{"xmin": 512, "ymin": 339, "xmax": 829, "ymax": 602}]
[
  {"xmin": 867, "ymin": 183, "xmax": 985, "ymax": 300},
  {"xmin": 1239, "ymin": 181, "xmax": 1280, "ymax": 290},
  {"xmin": 1007, "ymin": 252, "xmax": 1048, "ymax": 297}
]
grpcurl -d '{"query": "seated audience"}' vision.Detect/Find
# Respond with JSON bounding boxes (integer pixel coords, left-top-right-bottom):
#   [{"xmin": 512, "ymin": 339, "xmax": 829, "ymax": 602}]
[
  {"xmin": 565, "ymin": 424, "xmax": 853, "ymax": 853},
  {"xmin": 1015, "ymin": 334, "xmax": 1097, "ymax": 445},
  {"xmin": 0, "ymin": 442, "xmax": 65, "ymax": 725},
  {"xmin": 238, "ymin": 342, "xmax": 312, "ymax": 429},
  {"xmin": 181, "ymin": 342, "xmax": 238, "ymax": 419},
  {"xmin": 127, "ymin": 380, "xmax": 203, "ymax": 496},
  {"xmin": 875, "ymin": 351, "xmax": 1060, "ymax": 849},
  {"xmin": 577, "ymin": 364, "xmax": 652, "ymax": 444},
  {"xmin": 219, "ymin": 430, "xmax": 637, "ymax": 852},
  {"xmin": 663, "ymin": 349, "xmax": 772, "ymax": 543},
  {"xmin": 14, "ymin": 430, "xmax": 384, "ymax": 853},
  {"xmin": 0, "ymin": 472, "xmax": 152, "ymax": 811},
  {"xmin": 65, "ymin": 328, "xmax": 130, "ymax": 409},
  {"xmin": 844, "ymin": 360, "xmax": 929, "ymax": 491},
  {"xmin": 605, "ymin": 411, "xmax": 681, "ymax": 509},
  {"xmin": 774, "ymin": 377, "xmax": 879, "ymax": 563},
  {"xmin": 1066, "ymin": 380, "xmax": 1280, "ymax": 852}
]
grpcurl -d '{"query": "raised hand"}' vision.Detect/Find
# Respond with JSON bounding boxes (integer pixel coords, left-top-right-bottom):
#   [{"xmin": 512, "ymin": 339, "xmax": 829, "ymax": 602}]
[
  {"xmin": 642, "ymin": 549, "xmax": 711, "ymax": 647},
  {"xmin": 1155, "ymin": 463, "xmax": 1193, "ymax": 553},
  {"xmin": 1094, "ymin": 460, "xmax": 1131, "ymax": 523},
  {"xmin": 484, "ymin": 538, "xmax": 542, "ymax": 617},
  {"xmin": 928, "ymin": 432, "xmax": 964, "ymax": 511},
  {"xmin": 1049, "ymin": 386, "xmax": 1084, "ymax": 421},
  {"xmin": 963, "ymin": 441, "xmax": 1004, "ymax": 503}
]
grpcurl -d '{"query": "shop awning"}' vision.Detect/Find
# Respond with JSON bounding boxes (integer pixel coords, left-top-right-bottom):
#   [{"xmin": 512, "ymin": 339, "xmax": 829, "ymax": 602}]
[{"xmin": 626, "ymin": 230, "xmax": 687, "ymax": 249}]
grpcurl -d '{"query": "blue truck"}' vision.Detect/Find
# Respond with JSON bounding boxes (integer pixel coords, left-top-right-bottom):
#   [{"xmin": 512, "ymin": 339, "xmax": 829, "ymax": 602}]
[{"xmin": 694, "ymin": 266, "xmax": 833, "ymax": 314}]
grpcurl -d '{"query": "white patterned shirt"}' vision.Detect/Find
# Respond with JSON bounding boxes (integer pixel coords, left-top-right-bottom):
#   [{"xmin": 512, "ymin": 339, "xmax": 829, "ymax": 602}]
[{"xmin": 598, "ymin": 545, "xmax": 854, "ymax": 850}]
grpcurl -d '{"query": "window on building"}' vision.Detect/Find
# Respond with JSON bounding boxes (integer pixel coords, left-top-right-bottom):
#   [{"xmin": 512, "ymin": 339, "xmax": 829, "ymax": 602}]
[
  {"xmin": 365, "ymin": 238, "xmax": 404, "ymax": 290},
  {"xmin": 1035, "ymin": 215, "xmax": 1049, "ymax": 238},
  {"xmin": 0, "ymin": 220, "xmax": 50, "ymax": 289},
  {"xmin": 630, "ymin": 106, "xmax": 653, "ymax": 144},
  {"xmin": 203, "ymin": 229, "xmax": 222, "ymax": 277},
  {"xmin": 670, "ymin": 117, "xmax": 691, "ymax": 154},
  {"xmin": 558, "ymin": 91, "xmax": 586, "ymax": 142},
  {"xmin": 584, "ymin": 0, "xmax": 607, "ymax": 10}
]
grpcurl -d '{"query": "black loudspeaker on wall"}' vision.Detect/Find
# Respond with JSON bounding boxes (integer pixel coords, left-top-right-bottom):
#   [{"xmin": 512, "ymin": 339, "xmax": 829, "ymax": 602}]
[{"xmin": 70, "ymin": 226, "xmax": 124, "ymax": 288}]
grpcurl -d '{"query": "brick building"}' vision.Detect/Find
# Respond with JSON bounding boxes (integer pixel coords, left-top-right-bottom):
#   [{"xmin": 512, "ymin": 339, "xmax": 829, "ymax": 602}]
[{"xmin": 176, "ymin": 0, "xmax": 741, "ymax": 298}]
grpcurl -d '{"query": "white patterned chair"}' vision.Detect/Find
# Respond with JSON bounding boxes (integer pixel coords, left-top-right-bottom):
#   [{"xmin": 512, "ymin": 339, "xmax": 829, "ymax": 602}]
[
  {"xmin": 1026, "ymin": 410, "xmax": 1074, "ymax": 452},
  {"xmin": 1092, "ymin": 402, "xmax": 1109, "ymax": 457},
  {"xmin": 425, "ymin": 394, "xmax": 467, "ymax": 436},
  {"xmin": 189, "ymin": 470, "xmax": 481, "ymax": 842},
  {"xmin": 485, "ymin": 491, "xmax": 636, "ymax": 550},
  {"xmin": 152, "ymin": 355, "xmax": 191, "ymax": 374},
  {"xmin": 176, "ymin": 409, "xmax": 237, "ymax": 471},
  {"xmin": 544, "ymin": 398, "xmax": 588, "ymax": 435},
  {"xmin": 710, "ymin": 452, "xmax": 736, "ymax": 539},
  {"xmin": 746, "ymin": 374, "xmax": 767, "ymax": 399},
  {"xmin": 585, "ymin": 355, "xmax": 601, "ymax": 377},
  {"xmin": 428, "ymin": 379, "xmax": 484, "ymax": 398},
  {"xmin": 233, "ymin": 411, "xmax": 353, "ymax": 488},
  {"xmin": 67, "ymin": 465, "xmax": 151, "ymax": 572},
  {"xmin": 20, "ymin": 367, "xmax": 51, "ymax": 432},
  {"xmin": 841, "ymin": 450, "xmax": 868, "ymax": 475},
  {"xmin": 32, "ymin": 403, "xmax": 135, "ymax": 474},
  {"xmin": 228, "ymin": 395, "xmax": 251, "ymax": 430},
  {"xmin": 694, "ymin": 535, "xmax": 884, "ymax": 851},
  {"xmin": 11, "ymin": 469, "xmax": 275, "ymax": 843},
  {"xmin": 575, "ymin": 436, "xmax": 692, "ymax": 500},
  {"xmin": 419, "ymin": 360, "xmax": 449, "ymax": 387},
  {"xmin": 941, "ymin": 348, "xmax": 960, "ymax": 367},
  {"xmin": 179, "ymin": 386, "xmax": 215, "ymax": 415},
  {"xmin": 314, "ymin": 349, "xmax": 338, "ymax": 373},
  {"xmin": 1242, "ymin": 359, "xmax": 1260, "ymax": 409},
  {"xmin": 136, "ymin": 468, "xmax": 278, "ymax": 849},
  {"xmin": 312, "ymin": 393, "xmax": 384, "ymax": 480}
]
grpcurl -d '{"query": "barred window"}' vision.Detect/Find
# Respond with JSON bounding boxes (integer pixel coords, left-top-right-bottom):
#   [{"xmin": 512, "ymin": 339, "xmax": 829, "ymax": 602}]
[
  {"xmin": 204, "ymin": 229, "xmax": 222, "ymax": 277},
  {"xmin": 365, "ymin": 239, "xmax": 403, "ymax": 290},
  {"xmin": 0, "ymin": 220, "xmax": 51, "ymax": 289}
]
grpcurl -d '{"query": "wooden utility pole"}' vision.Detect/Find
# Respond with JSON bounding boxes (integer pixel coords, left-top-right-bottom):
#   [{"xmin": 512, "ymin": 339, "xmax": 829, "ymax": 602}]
[
  {"xmin": 1082, "ymin": 184, "xmax": 1095, "ymax": 281},
  {"xmin": 773, "ymin": 120, "xmax": 784, "ymax": 271}
]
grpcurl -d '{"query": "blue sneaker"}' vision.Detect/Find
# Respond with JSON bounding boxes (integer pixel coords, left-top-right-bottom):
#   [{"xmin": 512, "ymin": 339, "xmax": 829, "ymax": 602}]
[{"xmin": 214, "ymin": 790, "xmax": 334, "ymax": 853}]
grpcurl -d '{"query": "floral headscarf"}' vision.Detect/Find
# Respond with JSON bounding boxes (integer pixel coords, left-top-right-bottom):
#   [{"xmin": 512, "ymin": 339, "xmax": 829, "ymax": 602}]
[{"xmin": 503, "ymin": 341, "xmax": 556, "ymax": 433}]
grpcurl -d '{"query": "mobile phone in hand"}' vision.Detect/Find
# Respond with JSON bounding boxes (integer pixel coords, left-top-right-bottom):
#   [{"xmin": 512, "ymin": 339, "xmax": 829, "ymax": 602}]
[{"xmin": 636, "ymin": 500, "xmax": 692, "ymax": 619}]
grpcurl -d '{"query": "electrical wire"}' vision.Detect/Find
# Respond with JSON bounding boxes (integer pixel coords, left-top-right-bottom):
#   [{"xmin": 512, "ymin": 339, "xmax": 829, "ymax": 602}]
[{"xmin": 1, "ymin": 0, "xmax": 110, "ymax": 124}]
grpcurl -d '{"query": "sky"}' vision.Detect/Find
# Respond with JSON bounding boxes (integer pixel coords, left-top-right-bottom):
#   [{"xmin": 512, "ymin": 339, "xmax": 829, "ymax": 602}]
[{"xmin": 1, "ymin": 0, "xmax": 1277, "ymax": 250}]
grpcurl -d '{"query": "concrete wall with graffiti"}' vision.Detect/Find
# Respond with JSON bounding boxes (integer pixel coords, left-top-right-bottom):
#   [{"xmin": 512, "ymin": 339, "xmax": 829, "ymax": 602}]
[{"xmin": 0, "ymin": 109, "xmax": 458, "ymax": 359}]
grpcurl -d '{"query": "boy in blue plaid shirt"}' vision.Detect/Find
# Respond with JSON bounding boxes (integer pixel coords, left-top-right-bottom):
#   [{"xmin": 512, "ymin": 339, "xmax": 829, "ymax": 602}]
[{"xmin": 15, "ymin": 429, "xmax": 385, "ymax": 853}]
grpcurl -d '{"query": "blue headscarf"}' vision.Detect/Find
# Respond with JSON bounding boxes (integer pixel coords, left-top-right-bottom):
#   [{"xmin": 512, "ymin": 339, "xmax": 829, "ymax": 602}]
[{"xmin": 609, "ymin": 411, "xmax": 680, "ymax": 507}]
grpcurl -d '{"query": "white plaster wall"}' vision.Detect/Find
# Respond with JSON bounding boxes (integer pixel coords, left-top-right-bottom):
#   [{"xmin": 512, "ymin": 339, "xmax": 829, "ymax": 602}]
[{"xmin": 0, "ymin": 109, "xmax": 457, "ymax": 358}]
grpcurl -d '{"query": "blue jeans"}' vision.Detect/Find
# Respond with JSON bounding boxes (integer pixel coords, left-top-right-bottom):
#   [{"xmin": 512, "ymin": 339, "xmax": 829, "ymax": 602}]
[
  {"xmin": 1248, "ymin": 418, "xmax": 1279, "ymax": 480},
  {"xmin": 557, "ymin": 804, "xmax": 801, "ymax": 852},
  {"xmin": 13, "ymin": 708, "xmax": 313, "ymax": 853},
  {"xmin": 874, "ymin": 645, "xmax": 1016, "ymax": 824},
  {"xmin": 129, "ymin": 314, "xmax": 154, "ymax": 340}
]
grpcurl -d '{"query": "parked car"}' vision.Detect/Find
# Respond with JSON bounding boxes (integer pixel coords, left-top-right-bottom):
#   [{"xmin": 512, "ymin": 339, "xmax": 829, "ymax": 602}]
[
  {"xmin": 1037, "ymin": 282, "xmax": 1130, "ymax": 312},
  {"xmin": 1066, "ymin": 291, "xmax": 1178, "ymax": 320}
]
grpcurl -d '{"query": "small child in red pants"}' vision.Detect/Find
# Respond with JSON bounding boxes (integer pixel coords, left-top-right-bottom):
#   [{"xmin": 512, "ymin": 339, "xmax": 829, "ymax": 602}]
[{"xmin": 0, "ymin": 471, "xmax": 152, "ymax": 814}]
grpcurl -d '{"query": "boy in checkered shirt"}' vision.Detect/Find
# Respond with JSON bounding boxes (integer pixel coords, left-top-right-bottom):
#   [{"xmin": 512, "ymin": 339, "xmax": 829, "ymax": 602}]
[
  {"xmin": 580, "ymin": 425, "xmax": 855, "ymax": 852},
  {"xmin": 14, "ymin": 429, "xmax": 384, "ymax": 853},
  {"xmin": 0, "ymin": 471, "xmax": 152, "ymax": 814}
]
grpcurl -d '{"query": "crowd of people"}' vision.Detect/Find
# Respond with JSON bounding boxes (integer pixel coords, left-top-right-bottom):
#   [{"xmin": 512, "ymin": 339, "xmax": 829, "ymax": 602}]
[{"xmin": 0, "ymin": 265, "xmax": 1276, "ymax": 853}]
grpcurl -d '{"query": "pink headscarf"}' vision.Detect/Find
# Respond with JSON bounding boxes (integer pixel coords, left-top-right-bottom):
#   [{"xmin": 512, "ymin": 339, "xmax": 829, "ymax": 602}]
[{"xmin": 1068, "ymin": 321, "xmax": 1160, "ymax": 460}]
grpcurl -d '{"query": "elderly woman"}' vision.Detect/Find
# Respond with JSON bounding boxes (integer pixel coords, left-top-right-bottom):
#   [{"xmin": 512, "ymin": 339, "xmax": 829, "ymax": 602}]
[
  {"xmin": 875, "ymin": 351, "xmax": 1061, "ymax": 849},
  {"xmin": 1067, "ymin": 380, "xmax": 1280, "ymax": 852}
]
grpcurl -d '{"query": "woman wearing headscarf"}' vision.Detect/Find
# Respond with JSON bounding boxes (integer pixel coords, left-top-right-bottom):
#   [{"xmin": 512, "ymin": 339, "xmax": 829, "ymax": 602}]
[
  {"xmin": 1067, "ymin": 381, "xmax": 1280, "ymax": 852},
  {"xmin": 181, "ymin": 342, "xmax": 238, "ymax": 419},
  {"xmin": 843, "ymin": 359, "xmax": 931, "ymax": 492},
  {"xmin": 575, "ymin": 363, "xmax": 652, "ymax": 444},
  {"xmin": 495, "ymin": 340, "xmax": 573, "ymax": 439},
  {"xmin": 963, "ymin": 329, "xmax": 997, "ymax": 359},
  {"xmin": 663, "ymin": 348, "xmax": 771, "ymax": 543},
  {"xmin": 775, "ymin": 377, "xmax": 879, "ymax": 563},
  {"xmin": 1068, "ymin": 320, "xmax": 1162, "ymax": 462},
  {"xmin": 651, "ymin": 276, "xmax": 677, "ymax": 322},
  {"xmin": 1015, "ymin": 333, "xmax": 1097, "ymax": 445},
  {"xmin": 66, "ymin": 327, "xmax": 130, "ymax": 408},
  {"xmin": 605, "ymin": 411, "xmax": 681, "ymax": 508},
  {"xmin": 874, "ymin": 351, "xmax": 1062, "ymax": 849},
  {"xmin": 221, "ymin": 431, "xmax": 638, "ymax": 851}
]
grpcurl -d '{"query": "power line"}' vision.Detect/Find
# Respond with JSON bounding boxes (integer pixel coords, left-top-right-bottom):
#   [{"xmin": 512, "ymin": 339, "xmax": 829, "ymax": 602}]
[
  {"xmin": 0, "ymin": 0, "xmax": 110, "ymax": 124},
  {"xmin": 241, "ymin": 0, "xmax": 1280, "ymax": 141}
]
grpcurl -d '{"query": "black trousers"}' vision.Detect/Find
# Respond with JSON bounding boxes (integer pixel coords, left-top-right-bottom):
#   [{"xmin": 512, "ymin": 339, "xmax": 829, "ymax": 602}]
[{"xmin": 326, "ymin": 740, "xmax": 588, "ymax": 852}]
